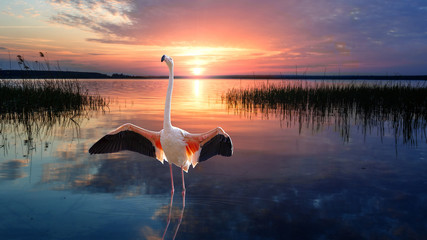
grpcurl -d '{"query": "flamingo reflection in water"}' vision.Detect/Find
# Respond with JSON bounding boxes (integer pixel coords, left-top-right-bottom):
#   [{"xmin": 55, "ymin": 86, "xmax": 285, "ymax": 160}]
[{"xmin": 89, "ymin": 55, "xmax": 233, "ymax": 239}]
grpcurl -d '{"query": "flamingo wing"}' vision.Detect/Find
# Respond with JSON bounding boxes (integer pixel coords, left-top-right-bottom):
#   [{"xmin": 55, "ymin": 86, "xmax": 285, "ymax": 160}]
[
  {"xmin": 184, "ymin": 127, "xmax": 233, "ymax": 167},
  {"xmin": 199, "ymin": 133, "xmax": 233, "ymax": 162},
  {"xmin": 89, "ymin": 123, "xmax": 165, "ymax": 162}
]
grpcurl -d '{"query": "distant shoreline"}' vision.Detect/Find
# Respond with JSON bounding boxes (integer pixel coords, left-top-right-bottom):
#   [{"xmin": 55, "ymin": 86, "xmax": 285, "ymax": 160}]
[{"xmin": 1, "ymin": 70, "xmax": 426, "ymax": 80}]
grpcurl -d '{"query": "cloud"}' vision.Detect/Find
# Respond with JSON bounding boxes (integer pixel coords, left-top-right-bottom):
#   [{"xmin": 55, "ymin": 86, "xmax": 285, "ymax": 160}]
[
  {"xmin": 87, "ymin": 53, "xmax": 106, "ymax": 56},
  {"xmin": 46, "ymin": 0, "xmax": 301, "ymax": 46},
  {"xmin": 86, "ymin": 37, "xmax": 136, "ymax": 45},
  {"xmin": 1, "ymin": 10, "xmax": 24, "ymax": 18},
  {"xmin": 0, "ymin": 26, "xmax": 52, "ymax": 29},
  {"xmin": 24, "ymin": 7, "xmax": 40, "ymax": 17},
  {"xmin": 1, "ymin": 10, "xmax": 15, "ymax": 16},
  {"xmin": 40, "ymin": 0, "xmax": 427, "ymax": 74},
  {"xmin": 0, "ymin": 47, "xmax": 7, "ymax": 50},
  {"xmin": 1, "ymin": 2, "xmax": 40, "ymax": 18},
  {"xmin": 48, "ymin": 0, "xmax": 134, "ymax": 41},
  {"xmin": 46, "ymin": 0, "xmax": 426, "ymax": 47}
]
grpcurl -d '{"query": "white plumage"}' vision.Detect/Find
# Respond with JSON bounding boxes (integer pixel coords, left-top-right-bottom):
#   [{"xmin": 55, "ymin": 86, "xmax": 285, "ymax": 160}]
[{"xmin": 89, "ymin": 54, "xmax": 233, "ymax": 193}]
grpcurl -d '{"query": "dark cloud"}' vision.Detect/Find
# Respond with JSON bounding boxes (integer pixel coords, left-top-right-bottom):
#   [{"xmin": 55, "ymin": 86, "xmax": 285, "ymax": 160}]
[
  {"xmin": 87, "ymin": 52, "xmax": 108, "ymax": 56},
  {"xmin": 86, "ymin": 37, "xmax": 136, "ymax": 45}
]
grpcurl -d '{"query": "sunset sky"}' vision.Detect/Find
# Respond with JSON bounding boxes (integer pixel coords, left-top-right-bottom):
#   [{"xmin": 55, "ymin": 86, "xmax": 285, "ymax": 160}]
[{"xmin": 0, "ymin": 0, "xmax": 426, "ymax": 76}]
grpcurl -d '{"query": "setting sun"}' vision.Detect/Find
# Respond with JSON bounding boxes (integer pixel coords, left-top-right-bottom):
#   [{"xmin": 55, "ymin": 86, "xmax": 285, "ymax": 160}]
[{"xmin": 191, "ymin": 67, "xmax": 204, "ymax": 75}]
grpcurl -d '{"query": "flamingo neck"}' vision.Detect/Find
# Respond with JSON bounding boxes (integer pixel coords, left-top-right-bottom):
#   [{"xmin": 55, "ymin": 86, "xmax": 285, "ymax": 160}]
[{"xmin": 164, "ymin": 64, "xmax": 174, "ymax": 129}]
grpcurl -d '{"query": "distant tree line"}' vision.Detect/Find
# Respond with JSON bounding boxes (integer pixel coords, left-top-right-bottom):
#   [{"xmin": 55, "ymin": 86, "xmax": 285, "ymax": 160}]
[{"xmin": 0, "ymin": 70, "xmax": 110, "ymax": 79}]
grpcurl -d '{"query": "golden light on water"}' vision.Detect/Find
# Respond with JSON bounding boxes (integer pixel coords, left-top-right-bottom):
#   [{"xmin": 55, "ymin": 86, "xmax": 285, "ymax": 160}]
[{"xmin": 193, "ymin": 80, "xmax": 200, "ymax": 96}]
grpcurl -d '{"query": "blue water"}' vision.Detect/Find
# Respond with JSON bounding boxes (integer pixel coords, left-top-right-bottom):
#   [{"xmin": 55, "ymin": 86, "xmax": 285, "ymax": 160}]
[{"xmin": 0, "ymin": 79, "xmax": 426, "ymax": 239}]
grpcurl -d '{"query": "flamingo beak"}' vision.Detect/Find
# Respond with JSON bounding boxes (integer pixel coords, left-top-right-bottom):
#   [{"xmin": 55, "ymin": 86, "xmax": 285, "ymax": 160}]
[{"xmin": 161, "ymin": 55, "xmax": 166, "ymax": 62}]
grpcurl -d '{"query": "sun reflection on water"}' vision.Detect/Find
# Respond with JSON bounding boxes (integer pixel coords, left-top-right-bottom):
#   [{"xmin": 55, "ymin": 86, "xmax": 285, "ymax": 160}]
[{"xmin": 193, "ymin": 80, "xmax": 200, "ymax": 96}]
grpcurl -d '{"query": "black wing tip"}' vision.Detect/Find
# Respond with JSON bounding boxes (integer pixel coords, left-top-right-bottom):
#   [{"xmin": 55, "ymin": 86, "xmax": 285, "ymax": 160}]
[
  {"xmin": 222, "ymin": 136, "xmax": 233, "ymax": 157},
  {"xmin": 88, "ymin": 130, "xmax": 156, "ymax": 157},
  {"xmin": 199, "ymin": 134, "xmax": 233, "ymax": 162},
  {"xmin": 88, "ymin": 147, "xmax": 97, "ymax": 154}
]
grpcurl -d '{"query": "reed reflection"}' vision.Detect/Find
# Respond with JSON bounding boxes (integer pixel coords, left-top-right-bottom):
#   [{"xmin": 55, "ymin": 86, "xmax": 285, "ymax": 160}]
[
  {"xmin": 224, "ymin": 81, "xmax": 427, "ymax": 146},
  {"xmin": 0, "ymin": 78, "xmax": 108, "ymax": 158}
]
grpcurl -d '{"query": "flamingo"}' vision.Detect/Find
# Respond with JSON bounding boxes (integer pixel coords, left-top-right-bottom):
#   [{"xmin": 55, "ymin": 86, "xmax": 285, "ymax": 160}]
[{"xmin": 88, "ymin": 54, "xmax": 233, "ymax": 195}]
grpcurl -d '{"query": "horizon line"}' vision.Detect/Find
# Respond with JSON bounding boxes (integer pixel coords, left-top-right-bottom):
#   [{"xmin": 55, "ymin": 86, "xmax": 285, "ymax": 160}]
[{"xmin": 1, "ymin": 70, "xmax": 426, "ymax": 80}]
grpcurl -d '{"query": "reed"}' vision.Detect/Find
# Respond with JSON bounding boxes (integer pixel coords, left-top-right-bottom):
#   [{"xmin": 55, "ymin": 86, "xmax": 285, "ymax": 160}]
[
  {"xmin": 0, "ymin": 54, "xmax": 108, "ymax": 152},
  {"xmin": 0, "ymin": 78, "xmax": 107, "ymax": 113},
  {"xmin": 223, "ymin": 80, "xmax": 427, "ymax": 145},
  {"xmin": 0, "ymin": 78, "xmax": 108, "ymax": 154},
  {"xmin": 1, "ymin": 52, "xmax": 107, "ymax": 114}
]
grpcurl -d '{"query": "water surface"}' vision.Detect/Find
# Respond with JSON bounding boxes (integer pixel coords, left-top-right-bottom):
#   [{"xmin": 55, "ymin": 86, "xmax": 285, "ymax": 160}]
[{"xmin": 1, "ymin": 79, "xmax": 426, "ymax": 239}]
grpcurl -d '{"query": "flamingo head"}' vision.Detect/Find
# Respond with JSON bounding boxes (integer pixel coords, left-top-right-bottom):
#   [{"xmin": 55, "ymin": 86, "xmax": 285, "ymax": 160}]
[{"xmin": 161, "ymin": 55, "xmax": 174, "ymax": 68}]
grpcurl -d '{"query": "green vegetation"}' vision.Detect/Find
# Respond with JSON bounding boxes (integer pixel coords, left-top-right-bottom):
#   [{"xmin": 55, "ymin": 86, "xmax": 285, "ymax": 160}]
[
  {"xmin": 0, "ymin": 53, "xmax": 108, "ymax": 151},
  {"xmin": 0, "ymin": 78, "xmax": 108, "ymax": 149},
  {"xmin": 0, "ymin": 78, "xmax": 106, "ymax": 113},
  {"xmin": 223, "ymin": 81, "xmax": 427, "ymax": 145},
  {"xmin": 1, "ymin": 52, "xmax": 107, "ymax": 114}
]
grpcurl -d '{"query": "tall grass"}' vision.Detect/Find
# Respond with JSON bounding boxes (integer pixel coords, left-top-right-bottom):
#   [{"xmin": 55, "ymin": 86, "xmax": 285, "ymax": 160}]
[
  {"xmin": 1, "ymin": 53, "xmax": 108, "ymax": 153},
  {"xmin": 0, "ymin": 78, "xmax": 106, "ymax": 113},
  {"xmin": 0, "ymin": 78, "xmax": 108, "ymax": 155},
  {"xmin": 223, "ymin": 81, "xmax": 427, "ymax": 145},
  {"xmin": 1, "ymin": 52, "xmax": 107, "ymax": 114}
]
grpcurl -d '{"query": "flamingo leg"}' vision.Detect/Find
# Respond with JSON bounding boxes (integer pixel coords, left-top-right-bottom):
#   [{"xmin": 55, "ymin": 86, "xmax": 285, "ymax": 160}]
[
  {"xmin": 169, "ymin": 163, "xmax": 174, "ymax": 194},
  {"xmin": 163, "ymin": 164, "xmax": 175, "ymax": 240},
  {"xmin": 173, "ymin": 168, "xmax": 186, "ymax": 240},
  {"xmin": 181, "ymin": 167, "xmax": 186, "ymax": 198},
  {"xmin": 172, "ymin": 199, "xmax": 185, "ymax": 240},
  {"xmin": 162, "ymin": 187, "xmax": 174, "ymax": 240}
]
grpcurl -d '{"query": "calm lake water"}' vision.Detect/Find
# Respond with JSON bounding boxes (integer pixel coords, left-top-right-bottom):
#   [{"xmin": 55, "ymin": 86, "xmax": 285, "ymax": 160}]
[{"xmin": 1, "ymin": 79, "xmax": 426, "ymax": 240}]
